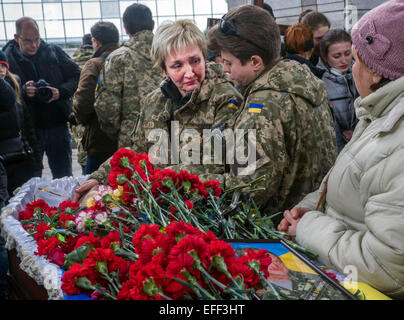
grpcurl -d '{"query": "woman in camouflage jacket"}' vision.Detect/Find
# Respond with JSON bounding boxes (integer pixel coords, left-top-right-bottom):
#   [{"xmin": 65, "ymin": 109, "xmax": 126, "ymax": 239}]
[{"xmin": 74, "ymin": 19, "xmax": 243, "ymax": 198}]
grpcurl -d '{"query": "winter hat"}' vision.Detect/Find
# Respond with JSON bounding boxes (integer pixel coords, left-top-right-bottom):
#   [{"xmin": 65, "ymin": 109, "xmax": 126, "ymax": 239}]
[
  {"xmin": 0, "ymin": 51, "xmax": 9, "ymax": 69},
  {"xmin": 351, "ymin": 0, "xmax": 404, "ymax": 80}
]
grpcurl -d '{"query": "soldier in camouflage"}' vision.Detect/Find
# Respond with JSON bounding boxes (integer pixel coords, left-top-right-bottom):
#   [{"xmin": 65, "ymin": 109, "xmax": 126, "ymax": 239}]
[
  {"xmin": 207, "ymin": 5, "xmax": 337, "ymax": 219},
  {"xmin": 72, "ymin": 34, "xmax": 93, "ymax": 70},
  {"xmin": 86, "ymin": 20, "xmax": 243, "ymax": 186},
  {"xmin": 94, "ymin": 3, "xmax": 162, "ymax": 150}
]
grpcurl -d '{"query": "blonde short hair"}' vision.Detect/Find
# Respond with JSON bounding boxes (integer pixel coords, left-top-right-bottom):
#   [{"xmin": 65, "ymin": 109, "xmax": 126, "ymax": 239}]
[{"xmin": 151, "ymin": 19, "xmax": 207, "ymax": 71}]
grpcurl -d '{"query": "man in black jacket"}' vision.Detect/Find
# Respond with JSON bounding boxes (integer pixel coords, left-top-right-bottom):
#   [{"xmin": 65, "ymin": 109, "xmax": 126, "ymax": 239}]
[{"xmin": 2, "ymin": 17, "xmax": 80, "ymax": 179}]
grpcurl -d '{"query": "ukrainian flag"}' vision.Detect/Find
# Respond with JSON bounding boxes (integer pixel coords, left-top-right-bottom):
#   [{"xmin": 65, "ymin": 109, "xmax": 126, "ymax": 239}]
[
  {"xmin": 228, "ymin": 99, "xmax": 240, "ymax": 110},
  {"xmin": 248, "ymin": 103, "xmax": 263, "ymax": 113}
]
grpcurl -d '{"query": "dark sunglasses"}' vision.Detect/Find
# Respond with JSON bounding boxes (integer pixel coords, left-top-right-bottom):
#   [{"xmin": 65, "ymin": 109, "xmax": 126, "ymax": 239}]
[{"xmin": 220, "ymin": 18, "xmax": 267, "ymax": 53}]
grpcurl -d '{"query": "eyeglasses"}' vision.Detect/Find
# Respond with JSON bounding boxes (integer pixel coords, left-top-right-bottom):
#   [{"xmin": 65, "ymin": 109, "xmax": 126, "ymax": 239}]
[
  {"xmin": 220, "ymin": 18, "xmax": 267, "ymax": 53},
  {"xmin": 18, "ymin": 37, "xmax": 40, "ymax": 46}
]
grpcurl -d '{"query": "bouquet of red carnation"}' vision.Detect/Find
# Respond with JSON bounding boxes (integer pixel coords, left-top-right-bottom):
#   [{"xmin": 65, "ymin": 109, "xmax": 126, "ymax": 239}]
[
  {"xmin": 16, "ymin": 148, "xmax": 319, "ymax": 299},
  {"xmin": 101, "ymin": 149, "xmax": 317, "ymax": 258},
  {"xmin": 61, "ymin": 221, "xmax": 275, "ymax": 300}
]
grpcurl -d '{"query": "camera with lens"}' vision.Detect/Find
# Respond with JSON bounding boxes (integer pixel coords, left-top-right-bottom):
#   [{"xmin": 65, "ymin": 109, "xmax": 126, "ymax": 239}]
[{"xmin": 30, "ymin": 79, "xmax": 53, "ymax": 102}]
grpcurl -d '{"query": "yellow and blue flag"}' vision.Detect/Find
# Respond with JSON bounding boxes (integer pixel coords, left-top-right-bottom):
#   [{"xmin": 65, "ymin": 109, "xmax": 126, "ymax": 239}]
[
  {"xmin": 228, "ymin": 99, "xmax": 240, "ymax": 110},
  {"xmin": 248, "ymin": 103, "xmax": 263, "ymax": 113}
]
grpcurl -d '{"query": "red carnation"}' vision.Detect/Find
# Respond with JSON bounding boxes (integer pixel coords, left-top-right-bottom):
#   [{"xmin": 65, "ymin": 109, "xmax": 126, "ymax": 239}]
[
  {"xmin": 208, "ymin": 239, "xmax": 236, "ymax": 269},
  {"xmin": 35, "ymin": 237, "xmax": 61, "ymax": 256},
  {"xmin": 101, "ymin": 230, "xmax": 122, "ymax": 250},
  {"xmin": 19, "ymin": 199, "xmax": 50, "ymax": 221},
  {"xmin": 109, "ymin": 148, "xmax": 136, "ymax": 170},
  {"xmin": 48, "ymin": 247, "xmax": 65, "ymax": 266},
  {"xmin": 59, "ymin": 213, "xmax": 76, "ymax": 228},
  {"xmin": 165, "ymin": 221, "xmax": 202, "ymax": 243},
  {"xmin": 61, "ymin": 263, "xmax": 97, "ymax": 296},
  {"xmin": 236, "ymin": 248, "xmax": 273, "ymax": 278},
  {"xmin": 202, "ymin": 180, "xmax": 222, "ymax": 197},
  {"xmin": 230, "ymin": 261, "xmax": 260, "ymax": 288},
  {"xmin": 59, "ymin": 200, "xmax": 80, "ymax": 211},
  {"xmin": 167, "ymin": 235, "xmax": 210, "ymax": 278},
  {"xmin": 34, "ymin": 222, "xmax": 51, "ymax": 241},
  {"xmin": 73, "ymin": 232, "xmax": 101, "ymax": 250},
  {"xmin": 132, "ymin": 224, "xmax": 161, "ymax": 250},
  {"xmin": 84, "ymin": 248, "xmax": 126, "ymax": 275}
]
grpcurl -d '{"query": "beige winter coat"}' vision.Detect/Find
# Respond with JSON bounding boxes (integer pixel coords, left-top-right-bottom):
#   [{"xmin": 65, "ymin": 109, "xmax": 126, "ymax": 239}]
[{"xmin": 295, "ymin": 76, "xmax": 404, "ymax": 299}]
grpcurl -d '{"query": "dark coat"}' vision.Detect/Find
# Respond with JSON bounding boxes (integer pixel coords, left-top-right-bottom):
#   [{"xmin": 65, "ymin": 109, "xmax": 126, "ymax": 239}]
[
  {"xmin": 0, "ymin": 77, "xmax": 18, "ymax": 141},
  {"xmin": 2, "ymin": 40, "xmax": 80, "ymax": 129},
  {"xmin": 0, "ymin": 76, "xmax": 41, "ymax": 198},
  {"xmin": 0, "ymin": 77, "xmax": 15, "ymax": 202},
  {"xmin": 73, "ymin": 42, "xmax": 119, "ymax": 158},
  {"xmin": 317, "ymin": 58, "xmax": 359, "ymax": 152}
]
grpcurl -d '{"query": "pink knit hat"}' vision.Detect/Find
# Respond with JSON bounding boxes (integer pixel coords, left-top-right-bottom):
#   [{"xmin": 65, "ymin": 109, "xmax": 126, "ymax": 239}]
[{"xmin": 351, "ymin": 0, "xmax": 404, "ymax": 80}]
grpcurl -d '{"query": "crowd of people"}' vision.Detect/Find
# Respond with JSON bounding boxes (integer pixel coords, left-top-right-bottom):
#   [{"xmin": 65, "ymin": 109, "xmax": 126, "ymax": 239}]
[{"xmin": 1, "ymin": 0, "xmax": 403, "ymax": 300}]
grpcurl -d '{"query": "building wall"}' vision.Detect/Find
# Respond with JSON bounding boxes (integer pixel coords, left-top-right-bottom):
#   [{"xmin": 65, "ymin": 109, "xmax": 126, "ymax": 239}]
[{"xmin": 226, "ymin": 0, "xmax": 387, "ymax": 32}]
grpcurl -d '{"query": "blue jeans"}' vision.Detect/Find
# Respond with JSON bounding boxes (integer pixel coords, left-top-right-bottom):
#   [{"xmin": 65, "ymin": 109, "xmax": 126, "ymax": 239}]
[
  {"xmin": 85, "ymin": 155, "xmax": 110, "ymax": 175},
  {"xmin": 37, "ymin": 125, "xmax": 72, "ymax": 179},
  {"xmin": 0, "ymin": 201, "xmax": 8, "ymax": 297}
]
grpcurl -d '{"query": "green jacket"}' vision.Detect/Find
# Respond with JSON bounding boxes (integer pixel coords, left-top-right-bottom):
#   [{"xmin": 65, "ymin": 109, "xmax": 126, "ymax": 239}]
[
  {"xmin": 90, "ymin": 62, "xmax": 243, "ymax": 184},
  {"xmin": 224, "ymin": 59, "xmax": 337, "ymax": 216},
  {"xmin": 72, "ymin": 45, "xmax": 93, "ymax": 69},
  {"xmin": 94, "ymin": 30, "xmax": 162, "ymax": 149}
]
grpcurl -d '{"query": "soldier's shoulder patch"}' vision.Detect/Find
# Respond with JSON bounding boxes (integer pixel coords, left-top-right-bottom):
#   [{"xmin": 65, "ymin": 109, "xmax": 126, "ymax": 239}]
[
  {"xmin": 228, "ymin": 99, "xmax": 240, "ymax": 110},
  {"xmin": 95, "ymin": 75, "xmax": 101, "ymax": 92},
  {"xmin": 248, "ymin": 103, "xmax": 263, "ymax": 113},
  {"xmin": 105, "ymin": 58, "xmax": 110, "ymax": 66}
]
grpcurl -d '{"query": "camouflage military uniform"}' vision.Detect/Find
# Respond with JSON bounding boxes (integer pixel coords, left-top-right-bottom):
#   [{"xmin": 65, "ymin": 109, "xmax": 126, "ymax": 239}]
[
  {"xmin": 72, "ymin": 44, "xmax": 94, "ymax": 171},
  {"xmin": 90, "ymin": 62, "xmax": 243, "ymax": 185},
  {"xmin": 72, "ymin": 45, "xmax": 93, "ymax": 69},
  {"xmin": 94, "ymin": 30, "xmax": 162, "ymax": 149},
  {"xmin": 70, "ymin": 124, "xmax": 86, "ymax": 171},
  {"xmin": 224, "ymin": 59, "xmax": 337, "ymax": 217},
  {"xmin": 262, "ymin": 270, "xmax": 349, "ymax": 300}
]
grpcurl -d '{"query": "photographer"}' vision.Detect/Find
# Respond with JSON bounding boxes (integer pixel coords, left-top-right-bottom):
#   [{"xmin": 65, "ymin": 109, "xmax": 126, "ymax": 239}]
[{"xmin": 2, "ymin": 16, "xmax": 80, "ymax": 179}]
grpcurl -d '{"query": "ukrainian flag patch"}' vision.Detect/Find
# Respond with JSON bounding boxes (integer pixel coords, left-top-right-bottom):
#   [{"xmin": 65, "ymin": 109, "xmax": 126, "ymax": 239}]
[
  {"xmin": 248, "ymin": 103, "xmax": 263, "ymax": 113},
  {"xmin": 95, "ymin": 75, "xmax": 101, "ymax": 91},
  {"xmin": 228, "ymin": 99, "xmax": 240, "ymax": 110}
]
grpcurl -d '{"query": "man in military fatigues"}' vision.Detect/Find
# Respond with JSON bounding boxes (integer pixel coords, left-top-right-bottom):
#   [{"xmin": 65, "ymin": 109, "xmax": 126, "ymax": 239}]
[
  {"xmin": 223, "ymin": 59, "xmax": 337, "ymax": 218},
  {"xmin": 72, "ymin": 34, "xmax": 93, "ymax": 69},
  {"xmin": 206, "ymin": 5, "xmax": 337, "ymax": 221},
  {"xmin": 94, "ymin": 3, "xmax": 162, "ymax": 150},
  {"xmin": 90, "ymin": 62, "xmax": 243, "ymax": 185}
]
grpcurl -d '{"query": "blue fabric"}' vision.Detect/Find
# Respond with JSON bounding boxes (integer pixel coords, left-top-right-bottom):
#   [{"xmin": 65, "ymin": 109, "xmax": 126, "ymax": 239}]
[
  {"xmin": 230, "ymin": 242, "xmax": 289, "ymax": 257},
  {"xmin": 36, "ymin": 124, "xmax": 72, "ymax": 179}
]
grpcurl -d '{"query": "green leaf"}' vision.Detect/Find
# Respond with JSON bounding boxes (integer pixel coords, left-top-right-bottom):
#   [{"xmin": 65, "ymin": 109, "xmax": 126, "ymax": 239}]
[{"xmin": 62, "ymin": 243, "xmax": 93, "ymax": 269}]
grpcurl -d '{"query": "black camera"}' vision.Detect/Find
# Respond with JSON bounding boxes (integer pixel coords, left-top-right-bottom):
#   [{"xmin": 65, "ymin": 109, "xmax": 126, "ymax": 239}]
[{"xmin": 30, "ymin": 79, "xmax": 53, "ymax": 102}]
